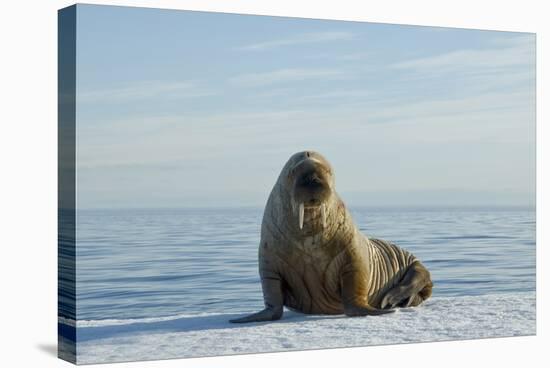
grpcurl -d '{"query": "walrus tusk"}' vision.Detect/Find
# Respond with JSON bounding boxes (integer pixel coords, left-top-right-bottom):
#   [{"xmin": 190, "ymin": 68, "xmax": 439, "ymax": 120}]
[
  {"xmin": 321, "ymin": 203, "xmax": 326, "ymax": 229},
  {"xmin": 299, "ymin": 202, "xmax": 304, "ymax": 230}
]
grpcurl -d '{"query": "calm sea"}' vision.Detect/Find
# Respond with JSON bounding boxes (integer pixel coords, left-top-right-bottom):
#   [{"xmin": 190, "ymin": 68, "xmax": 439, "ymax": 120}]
[{"xmin": 68, "ymin": 207, "xmax": 535, "ymax": 321}]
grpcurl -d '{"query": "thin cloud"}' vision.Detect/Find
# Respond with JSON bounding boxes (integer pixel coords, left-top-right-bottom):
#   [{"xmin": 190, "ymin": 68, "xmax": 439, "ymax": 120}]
[
  {"xmin": 304, "ymin": 51, "xmax": 374, "ymax": 61},
  {"xmin": 297, "ymin": 89, "xmax": 373, "ymax": 101},
  {"xmin": 390, "ymin": 35, "xmax": 535, "ymax": 72},
  {"xmin": 238, "ymin": 31, "xmax": 355, "ymax": 51},
  {"xmin": 228, "ymin": 68, "xmax": 348, "ymax": 87},
  {"xmin": 78, "ymin": 81, "xmax": 216, "ymax": 103}
]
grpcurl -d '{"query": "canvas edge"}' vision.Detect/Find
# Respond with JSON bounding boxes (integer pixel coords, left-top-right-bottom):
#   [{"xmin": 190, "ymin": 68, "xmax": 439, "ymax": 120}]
[{"xmin": 58, "ymin": 4, "xmax": 77, "ymax": 365}]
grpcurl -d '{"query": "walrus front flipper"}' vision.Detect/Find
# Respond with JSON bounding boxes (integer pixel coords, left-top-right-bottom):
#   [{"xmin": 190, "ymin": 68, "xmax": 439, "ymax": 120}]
[
  {"xmin": 344, "ymin": 304, "xmax": 395, "ymax": 317},
  {"xmin": 341, "ymin": 269, "xmax": 395, "ymax": 317},
  {"xmin": 230, "ymin": 270, "xmax": 284, "ymax": 323},
  {"xmin": 229, "ymin": 306, "xmax": 283, "ymax": 323}
]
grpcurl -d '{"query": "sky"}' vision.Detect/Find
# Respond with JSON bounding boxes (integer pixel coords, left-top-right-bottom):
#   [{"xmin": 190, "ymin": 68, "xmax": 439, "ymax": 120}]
[{"xmin": 73, "ymin": 4, "xmax": 536, "ymax": 209}]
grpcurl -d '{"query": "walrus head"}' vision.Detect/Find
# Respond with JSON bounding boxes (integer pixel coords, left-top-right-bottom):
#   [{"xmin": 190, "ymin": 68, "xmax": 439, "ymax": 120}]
[{"xmin": 282, "ymin": 151, "xmax": 336, "ymax": 231}]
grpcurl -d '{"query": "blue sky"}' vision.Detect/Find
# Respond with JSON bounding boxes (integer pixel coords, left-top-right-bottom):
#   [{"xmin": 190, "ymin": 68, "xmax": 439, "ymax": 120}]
[{"xmin": 74, "ymin": 5, "xmax": 535, "ymax": 208}]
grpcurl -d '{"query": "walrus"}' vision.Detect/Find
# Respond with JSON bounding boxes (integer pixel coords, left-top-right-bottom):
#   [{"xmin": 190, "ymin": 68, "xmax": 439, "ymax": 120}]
[{"xmin": 230, "ymin": 151, "xmax": 432, "ymax": 323}]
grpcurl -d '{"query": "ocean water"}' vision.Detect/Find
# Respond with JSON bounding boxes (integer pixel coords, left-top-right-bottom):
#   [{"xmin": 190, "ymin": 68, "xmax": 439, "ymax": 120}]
[{"xmin": 70, "ymin": 207, "xmax": 535, "ymax": 322}]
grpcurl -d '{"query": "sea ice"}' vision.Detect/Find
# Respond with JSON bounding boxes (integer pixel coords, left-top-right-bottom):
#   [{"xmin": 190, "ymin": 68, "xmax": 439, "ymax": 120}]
[{"xmin": 74, "ymin": 292, "xmax": 536, "ymax": 364}]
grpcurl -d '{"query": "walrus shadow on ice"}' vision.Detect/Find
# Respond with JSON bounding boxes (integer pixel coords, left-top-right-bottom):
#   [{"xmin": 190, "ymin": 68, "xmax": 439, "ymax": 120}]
[{"xmin": 230, "ymin": 151, "xmax": 433, "ymax": 323}]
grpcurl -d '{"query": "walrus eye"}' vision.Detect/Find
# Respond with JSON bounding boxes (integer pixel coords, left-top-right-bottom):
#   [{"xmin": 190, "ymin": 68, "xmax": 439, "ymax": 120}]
[
  {"xmin": 288, "ymin": 166, "xmax": 297, "ymax": 179},
  {"xmin": 286, "ymin": 170, "xmax": 295, "ymax": 185}
]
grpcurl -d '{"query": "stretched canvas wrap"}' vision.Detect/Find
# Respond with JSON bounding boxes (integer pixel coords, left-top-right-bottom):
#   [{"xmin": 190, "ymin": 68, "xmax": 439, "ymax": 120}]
[{"xmin": 58, "ymin": 4, "xmax": 536, "ymax": 365}]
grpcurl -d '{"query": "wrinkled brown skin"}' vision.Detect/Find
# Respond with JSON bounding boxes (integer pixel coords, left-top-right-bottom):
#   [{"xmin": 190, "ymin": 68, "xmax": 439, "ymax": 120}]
[{"xmin": 230, "ymin": 151, "xmax": 432, "ymax": 323}]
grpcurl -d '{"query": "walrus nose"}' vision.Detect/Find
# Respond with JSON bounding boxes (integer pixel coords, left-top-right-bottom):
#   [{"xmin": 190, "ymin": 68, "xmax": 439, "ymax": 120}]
[{"xmin": 299, "ymin": 171, "xmax": 324, "ymax": 188}]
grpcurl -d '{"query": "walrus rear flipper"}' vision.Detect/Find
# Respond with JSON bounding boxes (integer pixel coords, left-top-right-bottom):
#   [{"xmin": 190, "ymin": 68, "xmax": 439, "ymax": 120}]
[
  {"xmin": 380, "ymin": 261, "xmax": 433, "ymax": 310},
  {"xmin": 229, "ymin": 306, "xmax": 283, "ymax": 323}
]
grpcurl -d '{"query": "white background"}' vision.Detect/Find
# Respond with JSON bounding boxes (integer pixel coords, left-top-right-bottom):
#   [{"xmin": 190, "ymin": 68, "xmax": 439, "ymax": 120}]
[{"xmin": 0, "ymin": 1, "xmax": 547, "ymax": 367}]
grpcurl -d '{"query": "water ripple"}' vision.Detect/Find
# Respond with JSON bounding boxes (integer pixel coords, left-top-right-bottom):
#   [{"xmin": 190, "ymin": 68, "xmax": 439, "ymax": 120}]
[{"xmin": 61, "ymin": 207, "xmax": 535, "ymax": 320}]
